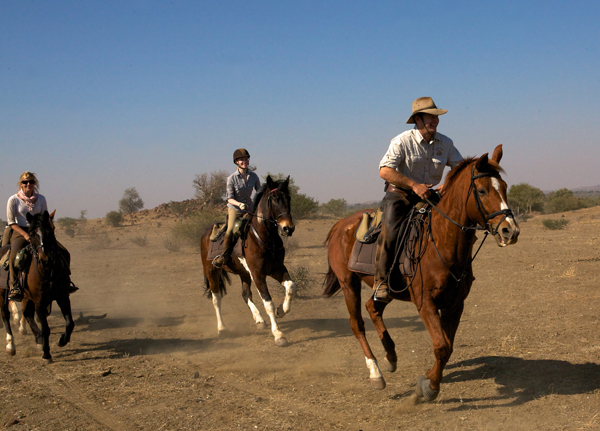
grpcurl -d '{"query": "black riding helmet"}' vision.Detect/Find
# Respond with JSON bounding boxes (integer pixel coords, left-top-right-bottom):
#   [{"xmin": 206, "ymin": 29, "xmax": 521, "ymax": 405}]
[{"xmin": 233, "ymin": 148, "xmax": 250, "ymax": 163}]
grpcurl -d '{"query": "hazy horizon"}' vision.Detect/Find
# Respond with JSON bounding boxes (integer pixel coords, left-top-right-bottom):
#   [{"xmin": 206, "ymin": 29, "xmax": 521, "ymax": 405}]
[{"xmin": 2, "ymin": 1, "xmax": 599, "ymax": 219}]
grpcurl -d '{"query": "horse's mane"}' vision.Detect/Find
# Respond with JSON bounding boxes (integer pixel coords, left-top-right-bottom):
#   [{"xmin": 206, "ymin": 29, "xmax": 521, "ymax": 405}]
[
  {"xmin": 252, "ymin": 178, "xmax": 289, "ymax": 209},
  {"xmin": 443, "ymin": 156, "xmax": 504, "ymax": 191}
]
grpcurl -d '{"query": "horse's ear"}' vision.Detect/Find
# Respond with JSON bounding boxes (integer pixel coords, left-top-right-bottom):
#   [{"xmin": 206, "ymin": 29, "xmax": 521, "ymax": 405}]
[
  {"xmin": 491, "ymin": 145, "xmax": 503, "ymax": 164},
  {"xmin": 280, "ymin": 176, "xmax": 290, "ymax": 193},
  {"xmin": 42, "ymin": 211, "xmax": 50, "ymax": 222},
  {"xmin": 267, "ymin": 175, "xmax": 274, "ymax": 189},
  {"xmin": 49, "ymin": 210, "xmax": 56, "ymax": 220},
  {"xmin": 475, "ymin": 153, "xmax": 489, "ymax": 172}
]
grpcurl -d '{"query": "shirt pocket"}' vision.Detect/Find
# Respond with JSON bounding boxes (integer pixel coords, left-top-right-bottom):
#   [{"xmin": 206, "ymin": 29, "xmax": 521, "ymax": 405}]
[{"xmin": 431, "ymin": 155, "xmax": 448, "ymax": 182}]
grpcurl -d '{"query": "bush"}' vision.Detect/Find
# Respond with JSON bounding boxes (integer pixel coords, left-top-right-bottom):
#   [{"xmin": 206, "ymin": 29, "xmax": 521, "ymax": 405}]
[
  {"xmin": 119, "ymin": 187, "xmax": 144, "ymax": 214},
  {"xmin": 129, "ymin": 235, "xmax": 148, "ymax": 247},
  {"xmin": 171, "ymin": 207, "xmax": 224, "ymax": 251},
  {"xmin": 287, "ymin": 265, "xmax": 315, "ymax": 297},
  {"xmin": 162, "ymin": 236, "xmax": 181, "ymax": 252},
  {"xmin": 87, "ymin": 232, "xmax": 112, "ymax": 250},
  {"xmin": 105, "ymin": 211, "xmax": 124, "ymax": 227},
  {"xmin": 320, "ymin": 198, "xmax": 347, "ymax": 217},
  {"xmin": 541, "ymin": 218, "xmax": 569, "ymax": 230},
  {"xmin": 263, "ymin": 172, "xmax": 319, "ymax": 220},
  {"xmin": 545, "ymin": 188, "xmax": 584, "ymax": 214},
  {"xmin": 57, "ymin": 217, "xmax": 78, "ymax": 238},
  {"xmin": 193, "ymin": 171, "xmax": 228, "ymax": 205}
]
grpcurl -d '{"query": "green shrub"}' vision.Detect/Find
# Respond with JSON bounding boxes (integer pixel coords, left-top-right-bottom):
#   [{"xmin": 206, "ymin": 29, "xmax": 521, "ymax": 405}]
[
  {"xmin": 545, "ymin": 188, "xmax": 584, "ymax": 214},
  {"xmin": 541, "ymin": 218, "xmax": 569, "ymax": 230},
  {"xmin": 288, "ymin": 265, "xmax": 315, "ymax": 297},
  {"xmin": 320, "ymin": 198, "xmax": 347, "ymax": 217},
  {"xmin": 105, "ymin": 211, "xmax": 124, "ymax": 227},
  {"xmin": 162, "ymin": 236, "xmax": 181, "ymax": 252}
]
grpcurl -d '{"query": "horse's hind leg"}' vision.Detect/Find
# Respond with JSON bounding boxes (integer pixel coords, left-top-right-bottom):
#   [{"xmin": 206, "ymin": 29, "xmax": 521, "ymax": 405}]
[
  {"xmin": 55, "ymin": 293, "xmax": 75, "ymax": 347},
  {"xmin": 236, "ymin": 260, "xmax": 266, "ymax": 329},
  {"xmin": 1, "ymin": 293, "xmax": 15, "ymax": 356},
  {"xmin": 340, "ymin": 276, "xmax": 387, "ymax": 389},
  {"xmin": 365, "ymin": 297, "xmax": 398, "ymax": 373},
  {"xmin": 269, "ymin": 265, "xmax": 297, "ymax": 318},
  {"xmin": 35, "ymin": 303, "xmax": 53, "ymax": 363}
]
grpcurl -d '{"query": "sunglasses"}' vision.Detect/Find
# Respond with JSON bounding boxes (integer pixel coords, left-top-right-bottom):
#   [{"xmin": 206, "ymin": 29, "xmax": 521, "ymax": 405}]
[{"xmin": 21, "ymin": 180, "xmax": 36, "ymax": 185}]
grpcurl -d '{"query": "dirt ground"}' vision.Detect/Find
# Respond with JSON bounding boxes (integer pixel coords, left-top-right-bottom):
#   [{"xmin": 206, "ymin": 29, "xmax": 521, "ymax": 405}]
[{"xmin": 1, "ymin": 205, "xmax": 599, "ymax": 431}]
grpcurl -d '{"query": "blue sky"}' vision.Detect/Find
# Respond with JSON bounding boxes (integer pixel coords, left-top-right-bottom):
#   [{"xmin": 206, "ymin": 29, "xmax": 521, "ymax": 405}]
[{"xmin": 1, "ymin": 1, "xmax": 599, "ymax": 218}]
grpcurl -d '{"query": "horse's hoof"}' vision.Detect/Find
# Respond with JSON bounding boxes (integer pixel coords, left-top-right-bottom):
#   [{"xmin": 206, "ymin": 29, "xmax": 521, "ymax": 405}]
[
  {"xmin": 383, "ymin": 357, "xmax": 397, "ymax": 373},
  {"xmin": 217, "ymin": 329, "xmax": 229, "ymax": 337},
  {"xmin": 274, "ymin": 337, "xmax": 289, "ymax": 347},
  {"xmin": 43, "ymin": 358, "xmax": 54, "ymax": 365},
  {"xmin": 6, "ymin": 347, "xmax": 16, "ymax": 356},
  {"xmin": 276, "ymin": 305, "xmax": 286, "ymax": 319},
  {"xmin": 416, "ymin": 375, "xmax": 439, "ymax": 401},
  {"xmin": 369, "ymin": 377, "xmax": 386, "ymax": 390},
  {"xmin": 256, "ymin": 322, "xmax": 267, "ymax": 330},
  {"xmin": 57, "ymin": 337, "xmax": 68, "ymax": 348}
]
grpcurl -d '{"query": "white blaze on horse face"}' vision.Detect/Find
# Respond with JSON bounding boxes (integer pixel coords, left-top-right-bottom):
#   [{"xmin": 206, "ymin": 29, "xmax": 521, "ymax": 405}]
[
  {"xmin": 491, "ymin": 178, "xmax": 518, "ymax": 230},
  {"xmin": 365, "ymin": 357, "xmax": 383, "ymax": 380}
]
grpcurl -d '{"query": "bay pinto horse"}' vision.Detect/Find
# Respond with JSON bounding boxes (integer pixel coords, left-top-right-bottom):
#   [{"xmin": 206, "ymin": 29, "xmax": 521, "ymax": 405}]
[
  {"xmin": 200, "ymin": 176, "xmax": 297, "ymax": 347},
  {"xmin": 323, "ymin": 145, "xmax": 520, "ymax": 401},
  {"xmin": 0, "ymin": 211, "xmax": 75, "ymax": 362}
]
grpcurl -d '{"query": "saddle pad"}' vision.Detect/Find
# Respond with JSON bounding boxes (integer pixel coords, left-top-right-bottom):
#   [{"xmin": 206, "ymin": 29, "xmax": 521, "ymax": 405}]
[
  {"xmin": 348, "ymin": 240, "xmax": 377, "ymax": 275},
  {"xmin": 206, "ymin": 237, "xmax": 243, "ymax": 261}
]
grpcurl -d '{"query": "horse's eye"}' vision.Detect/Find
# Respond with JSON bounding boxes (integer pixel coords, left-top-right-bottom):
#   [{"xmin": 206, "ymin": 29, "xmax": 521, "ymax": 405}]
[{"xmin": 477, "ymin": 188, "xmax": 487, "ymax": 196}]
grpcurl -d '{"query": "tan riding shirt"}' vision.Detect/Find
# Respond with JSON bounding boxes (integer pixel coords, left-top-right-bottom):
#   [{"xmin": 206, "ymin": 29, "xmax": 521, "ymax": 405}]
[{"xmin": 379, "ymin": 128, "xmax": 463, "ymax": 187}]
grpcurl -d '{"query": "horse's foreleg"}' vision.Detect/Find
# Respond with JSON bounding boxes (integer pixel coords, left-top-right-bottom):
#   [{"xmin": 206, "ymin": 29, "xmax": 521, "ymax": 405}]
[
  {"xmin": 416, "ymin": 300, "xmax": 451, "ymax": 401},
  {"xmin": 365, "ymin": 297, "xmax": 398, "ymax": 373},
  {"xmin": 254, "ymin": 280, "xmax": 288, "ymax": 347},
  {"xmin": 35, "ymin": 304, "xmax": 52, "ymax": 363},
  {"xmin": 2, "ymin": 296, "xmax": 15, "ymax": 356},
  {"xmin": 211, "ymin": 290, "xmax": 226, "ymax": 335},
  {"xmin": 9, "ymin": 301, "xmax": 26, "ymax": 335},
  {"xmin": 342, "ymin": 281, "xmax": 386, "ymax": 389},
  {"xmin": 270, "ymin": 267, "xmax": 297, "ymax": 318},
  {"xmin": 23, "ymin": 300, "xmax": 42, "ymax": 347},
  {"xmin": 55, "ymin": 293, "xmax": 75, "ymax": 347}
]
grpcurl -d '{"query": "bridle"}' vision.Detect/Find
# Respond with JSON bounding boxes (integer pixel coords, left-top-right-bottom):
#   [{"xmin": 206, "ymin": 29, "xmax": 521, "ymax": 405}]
[
  {"xmin": 27, "ymin": 222, "xmax": 58, "ymax": 282},
  {"xmin": 421, "ymin": 164, "xmax": 514, "ymax": 284},
  {"xmin": 246, "ymin": 187, "xmax": 291, "ymax": 251}
]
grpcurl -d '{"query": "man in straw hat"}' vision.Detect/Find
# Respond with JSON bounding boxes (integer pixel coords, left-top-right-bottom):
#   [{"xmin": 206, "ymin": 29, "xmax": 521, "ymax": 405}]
[{"xmin": 373, "ymin": 97, "xmax": 463, "ymax": 303}]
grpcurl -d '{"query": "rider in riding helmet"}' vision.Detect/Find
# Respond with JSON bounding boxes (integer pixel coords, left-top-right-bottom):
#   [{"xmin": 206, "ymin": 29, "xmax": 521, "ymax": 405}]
[
  {"xmin": 2, "ymin": 172, "xmax": 48, "ymax": 302},
  {"xmin": 373, "ymin": 97, "xmax": 464, "ymax": 303},
  {"xmin": 212, "ymin": 148, "xmax": 261, "ymax": 268}
]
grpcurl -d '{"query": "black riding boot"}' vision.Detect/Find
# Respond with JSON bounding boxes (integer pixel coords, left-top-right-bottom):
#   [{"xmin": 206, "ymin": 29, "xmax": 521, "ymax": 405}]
[{"xmin": 8, "ymin": 284, "xmax": 24, "ymax": 302}]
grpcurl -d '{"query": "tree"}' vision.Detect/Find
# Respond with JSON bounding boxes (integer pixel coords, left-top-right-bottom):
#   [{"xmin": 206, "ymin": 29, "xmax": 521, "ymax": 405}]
[
  {"xmin": 57, "ymin": 217, "xmax": 78, "ymax": 238},
  {"xmin": 119, "ymin": 187, "xmax": 144, "ymax": 214},
  {"xmin": 264, "ymin": 172, "xmax": 318, "ymax": 220},
  {"xmin": 545, "ymin": 188, "xmax": 584, "ymax": 214},
  {"xmin": 105, "ymin": 211, "xmax": 124, "ymax": 227},
  {"xmin": 321, "ymin": 198, "xmax": 347, "ymax": 217},
  {"xmin": 507, "ymin": 183, "xmax": 546, "ymax": 215},
  {"xmin": 193, "ymin": 170, "xmax": 228, "ymax": 204}
]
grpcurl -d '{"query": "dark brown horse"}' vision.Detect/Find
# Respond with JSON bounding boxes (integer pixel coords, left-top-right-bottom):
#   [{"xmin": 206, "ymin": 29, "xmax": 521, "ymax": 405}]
[
  {"xmin": 7, "ymin": 211, "xmax": 75, "ymax": 363},
  {"xmin": 323, "ymin": 145, "xmax": 520, "ymax": 401},
  {"xmin": 200, "ymin": 176, "xmax": 296, "ymax": 347}
]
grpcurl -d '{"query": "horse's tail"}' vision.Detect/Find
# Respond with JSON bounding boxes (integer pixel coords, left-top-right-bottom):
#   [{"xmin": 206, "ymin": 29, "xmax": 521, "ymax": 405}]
[
  {"xmin": 322, "ymin": 219, "xmax": 345, "ymax": 298},
  {"xmin": 203, "ymin": 271, "xmax": 231, "ymax": 298},
  {"xmin": 322, "ymin": 265, "xmax": 341, "ymax": 298}
]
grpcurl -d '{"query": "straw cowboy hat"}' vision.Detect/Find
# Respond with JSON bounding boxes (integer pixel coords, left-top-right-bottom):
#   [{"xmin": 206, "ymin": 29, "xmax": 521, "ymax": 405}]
[{"xmin": 406, "ymin": 97, "xmax": 448, "ymax": 124}]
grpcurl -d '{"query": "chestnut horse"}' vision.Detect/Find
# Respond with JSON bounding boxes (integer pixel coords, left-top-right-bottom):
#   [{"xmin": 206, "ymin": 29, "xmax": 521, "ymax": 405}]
[
  {"xmin": 323, "ymin": 145, "xmax": 520, "ymax": 401},
  {"xmin": 200, "ymin": 176, "xmax": 297, "ymax": 347},
  {"xmin": 2, "ymin": 211, "xmax": 75, "ymax": 363}
]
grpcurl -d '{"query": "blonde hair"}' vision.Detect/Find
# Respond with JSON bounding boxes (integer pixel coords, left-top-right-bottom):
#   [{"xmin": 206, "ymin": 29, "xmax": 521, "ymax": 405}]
[{"xmin": 18, "ymin": 171, "xmax": 40, "ymax": 194}]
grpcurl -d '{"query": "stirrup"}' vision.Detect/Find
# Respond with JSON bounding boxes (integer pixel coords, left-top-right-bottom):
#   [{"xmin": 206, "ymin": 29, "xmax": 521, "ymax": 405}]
[
  {"xmin": 8, "ymin": 286, "xmax": 24, "ymax": 302},
  {"xmin": 68, "ymin": 281, "xmax": 79, "ymax": 294},
  {"xmin": 212, "ymin": 255, "xmax": 225, "ymax": 269},
  {"xmin": 374, "ymin": 282, "xmax": 392, "ymax": 304}
]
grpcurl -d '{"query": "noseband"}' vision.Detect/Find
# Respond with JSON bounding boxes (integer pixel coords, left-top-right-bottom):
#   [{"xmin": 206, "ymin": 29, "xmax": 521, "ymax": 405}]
[{"xmin": 254, "ymin": 189, "xmax": 290, "ymax": 226}]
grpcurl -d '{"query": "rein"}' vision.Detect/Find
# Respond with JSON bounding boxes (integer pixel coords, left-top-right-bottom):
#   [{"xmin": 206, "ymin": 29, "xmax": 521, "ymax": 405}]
[{"xmin": 245, "ymin": 188, "xmax": 288, "ymax": 253}]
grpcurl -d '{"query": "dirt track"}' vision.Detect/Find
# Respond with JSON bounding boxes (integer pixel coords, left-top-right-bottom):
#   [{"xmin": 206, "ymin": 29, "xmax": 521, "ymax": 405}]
[{"xmin": 1, "ymin": 207, "xmax": 599, "ymax": 430}]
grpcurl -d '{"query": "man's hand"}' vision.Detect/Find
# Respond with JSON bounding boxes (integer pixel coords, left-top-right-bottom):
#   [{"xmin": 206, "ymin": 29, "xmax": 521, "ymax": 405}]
[
  {"xmin": 238, "ymin": 203, "xmax": 247, "ymax": 211},
  {"xmin": 412, "ymin": 183, "xmax": 433, "ymax": 200}
]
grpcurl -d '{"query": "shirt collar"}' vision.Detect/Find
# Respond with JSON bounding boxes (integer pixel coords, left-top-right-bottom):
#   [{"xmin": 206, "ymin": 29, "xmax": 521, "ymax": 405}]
[{"xmin": 413, "ymin": 128, "xmax": 438, "ymax": 145}]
